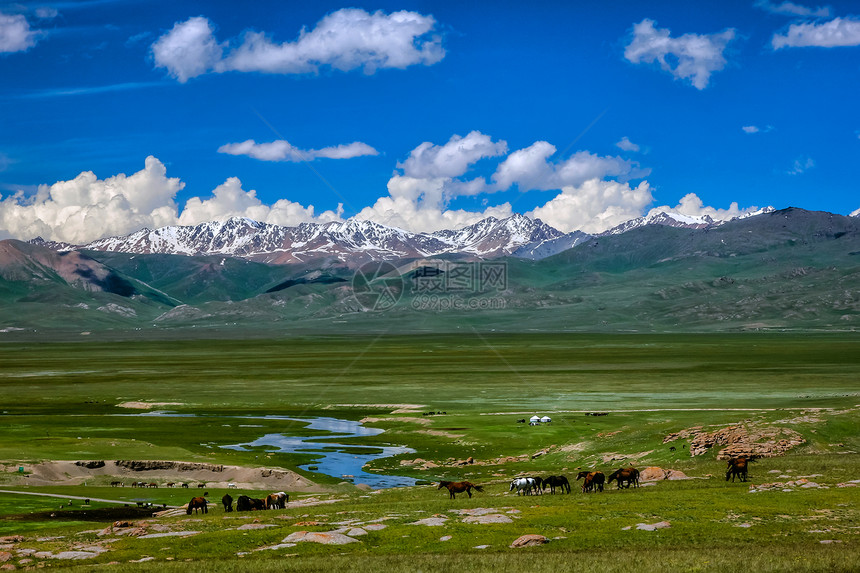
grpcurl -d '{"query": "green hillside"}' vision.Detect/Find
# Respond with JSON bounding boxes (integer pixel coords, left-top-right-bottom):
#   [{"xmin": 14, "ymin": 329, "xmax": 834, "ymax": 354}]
[{"xmin": 0, "ymin": 209, "xmax": 858, "ymax": 336}]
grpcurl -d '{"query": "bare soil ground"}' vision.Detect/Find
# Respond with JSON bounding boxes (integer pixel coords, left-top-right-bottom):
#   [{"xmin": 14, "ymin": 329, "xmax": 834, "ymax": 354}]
[{"xmin": 2, "ymin": 461, "xmax": 323, "ymax": 491}]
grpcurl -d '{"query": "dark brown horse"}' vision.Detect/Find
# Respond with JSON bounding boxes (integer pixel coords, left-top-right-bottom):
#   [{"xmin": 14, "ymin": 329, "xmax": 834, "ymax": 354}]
[
  {"xmin": 576, "ymin": 471, "xmax": 605, "ymax": 493},
  {"xmin": 726, "ymin": 456, "xmax": 751, "ymax": 482},
  {"xmin": 186, "ymin": 496, "xmax": 208, "ymax": 515},
  {"xmin": 438, "ymin": 480, "xmax": 484, "ymax": 499},
  {"xmin": 607, "ymin": 468, "xmax": 639, "ymax": 489},
  {"xmin": 222, "ymin": 494, "xmax": 233, "ymax": 512},
  {"xmin": 542, "ymin": 475, "xmax": 571, "ymax": 494}
]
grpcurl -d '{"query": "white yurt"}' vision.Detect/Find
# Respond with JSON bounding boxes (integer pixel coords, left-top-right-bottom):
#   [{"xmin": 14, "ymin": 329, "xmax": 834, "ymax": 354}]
[
  {"xmin": 540, "ymin": 415, "xmax": 552, "ymax": 424},
  {"xmin": 529, "ymin": 415, "xmax": 541, "ymax": 425}
]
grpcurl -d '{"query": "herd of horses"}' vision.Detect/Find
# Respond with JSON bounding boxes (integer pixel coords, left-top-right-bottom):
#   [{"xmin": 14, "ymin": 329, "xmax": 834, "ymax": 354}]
[
  {"xmin": 179, "ymin": 456, "xmax": 752, "ymax": 513},
  {"xmin": 504, "ymin": 468, "xmax": 639, "ymax": 496},
  {"xmin": 111, "ymin": 481, "xmax": 207, "ymax": 489},
  {"xmin": 437, "ymin": 456, "xmax": 755, "ymax": 500},
  {"xmin": 185, "ymin": 491, "xmax": 289, "ymax": 515},
  {"xmin": 438, "ymin": 467, "xmax": 641, "ymax": 500}
]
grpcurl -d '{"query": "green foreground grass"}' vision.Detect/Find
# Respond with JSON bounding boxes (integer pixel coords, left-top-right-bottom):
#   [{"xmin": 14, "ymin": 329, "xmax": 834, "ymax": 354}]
[{"xmin": 0, "ymin": 332, "xmax": 858, "ymax": 571}]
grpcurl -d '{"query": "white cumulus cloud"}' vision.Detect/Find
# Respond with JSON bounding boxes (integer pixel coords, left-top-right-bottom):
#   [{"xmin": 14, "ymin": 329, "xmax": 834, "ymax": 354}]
[
  {"xmin": 649, "ymin": 193, "xmax": 768, "ymax": 221},
  {"xmin": 616, "ymin": 136, "xmax": 641, "ymax": 152},
  {"xmin": 177, "ymin": 177, "xmax": 342, "ymax": 227},
  {"xmin": 754, "ymin": 1, "xmax": 831, "ymax": 18},
  {"xmin": 624, "ymin": 19, "xmax": 736, "ymax": 89},
  {"xmin": 492, "ymin": 142, "xmax": 647, "ymax": 191},
  {"xmin": 0, "ymin": 157, "xmax": 344, "ymax": 243},
  {"xmin": 0, "ymin": 156, "xmax": 183, "ymax": 244},
  {"xmin": 526, "ymin": 179, "xmax": 654, "ymax": 234},
  {"xmin": 150, "ymin": 16, "xmax": 223, "ymax": 83},
  {"xmin": 772, "ymin": 17, "xmax": 860, "ymax": 49},
  {"xmin": 217, "ymin": 139, "xmax": 378, "ymax": 162},
  {"xmin": 151, "ymin": 9, "xmax": 444, "ymax": 82},
  {"xmin": 355, "ymin": 184, "xmax": 513, "ymax": 233},
  {"xmin": 0, "ymin": 11, "xmax": 38, "ymax": 53},
  {"xmin": 398, "ymin": 131, "xmax": 507, "ymax": 179}
]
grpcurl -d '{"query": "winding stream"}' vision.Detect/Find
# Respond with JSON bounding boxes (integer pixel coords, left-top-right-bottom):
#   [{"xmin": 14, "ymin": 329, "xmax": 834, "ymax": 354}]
[
  {"xmin": 220, "ymin": 416, "xmax": 417, "ymax": 489},
  {"xmin": 115, "ymin": 412, "xmax": 417, "ymax": 489}
]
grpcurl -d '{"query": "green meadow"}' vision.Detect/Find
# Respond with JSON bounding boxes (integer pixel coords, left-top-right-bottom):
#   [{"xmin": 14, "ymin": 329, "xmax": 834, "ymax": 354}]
[{"xmin": 0, "ymin": 332, "xmax": 858, "ymax": 571}]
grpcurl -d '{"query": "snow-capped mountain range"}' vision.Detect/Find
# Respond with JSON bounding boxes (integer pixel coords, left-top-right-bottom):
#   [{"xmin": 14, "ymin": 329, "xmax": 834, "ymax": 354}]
[{"xmin": 30, "ymin": 209, "xmax": 774, "ymax": 264}]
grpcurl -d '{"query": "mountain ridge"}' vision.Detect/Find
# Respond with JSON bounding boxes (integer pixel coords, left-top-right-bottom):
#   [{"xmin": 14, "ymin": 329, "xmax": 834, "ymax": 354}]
[{"xmin": 28, "ymin": 209, "xmax": 775, "ymax": 264}]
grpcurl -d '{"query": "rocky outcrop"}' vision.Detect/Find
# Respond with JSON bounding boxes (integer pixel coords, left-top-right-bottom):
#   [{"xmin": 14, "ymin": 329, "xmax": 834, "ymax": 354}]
[
  {"xmin": 282, "ymin": 531, "xmax": 359, "ymax": 545},
  {"xmin": 115, "ymin": 461, "xmax": 224, "ymax": 472},
  {"xmin": 663, "ymin": 424, "xmax": 805, "ymax": 459},
  {"xmin": 75, "ymin": 461, "xmax": 105, "ymax": 469},
  {"xmin": 510, "ymin": 534, "xmax": 549, "ymax": 548},
  {"xmin": 639, "ymin": 467, "xmax": 689, "ymax": 481}
]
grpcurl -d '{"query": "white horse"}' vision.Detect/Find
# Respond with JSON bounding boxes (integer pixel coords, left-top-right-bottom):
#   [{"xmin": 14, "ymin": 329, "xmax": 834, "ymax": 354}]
[{"xmin": 509, "ymin": 477, "xmax": 536, "ymax": 495}]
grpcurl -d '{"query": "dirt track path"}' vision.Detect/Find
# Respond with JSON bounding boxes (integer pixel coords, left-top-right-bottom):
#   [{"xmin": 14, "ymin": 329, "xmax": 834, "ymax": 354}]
[{"xmin": 0, "ymin": 489, "xmax": 179, "ymax": 507}]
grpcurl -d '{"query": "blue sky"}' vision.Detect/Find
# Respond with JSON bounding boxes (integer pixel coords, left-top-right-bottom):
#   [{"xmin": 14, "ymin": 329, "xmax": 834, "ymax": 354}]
[{"xmin": 1, "ymin": 0, "xmax": 858, "ymax": 243}]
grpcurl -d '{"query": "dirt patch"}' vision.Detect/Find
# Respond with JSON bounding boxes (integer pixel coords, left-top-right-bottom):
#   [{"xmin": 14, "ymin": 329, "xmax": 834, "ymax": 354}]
[
  {"xmin": 359, "ymin": 417, "xmax": 430, "ymax": 425},
  {"xmin": 116, "ymin": 402, "xmax": 184, "ymax": 410},
  {"xmin": 416, "ymin": 429, "xmax": 464, "ymax": 439},
  {"xmin": 12, "ymin": 460, "xmax": 321, "ymax": 491},
  {"xmin": 664, "ymin": 424, "xmax": 805, "ymax": 459},
  {"xmin": 330, "ymin": 404, "xmax": 425, "ymax": 414},
  {"xmin": 559, "ymin": 442, "xmax": 589, "ymax": 453}
]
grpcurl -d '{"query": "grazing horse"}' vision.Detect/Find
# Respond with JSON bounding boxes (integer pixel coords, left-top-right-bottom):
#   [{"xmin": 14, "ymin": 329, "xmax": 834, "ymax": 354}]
[
  {"xmin": 186, "ymin": 497, "xmax": 208, "ymax": 515},
  {"xmin": 110, "ymin": 481, "xmax": 122, "ymax": 487},
  {"xmin": 542, "ymin": 475, "xmax": 571, "ymax": 494},
  {"xmin": 509, "ymin": 477, "xmax": 537, "ymax": 496},
  {"xmin": 438, "ymin": 480, "xmax": 484, "ymax": 499},
  {"xmin": 726, "ymin": 456, "xmax": 751, "ymax": 482},
  {"xmin": 576, "ymin": 471, "xmax": 605, "ymax": 493},
  {"xmin": 147, "ymin": 482, "xmax": 158, "ymax": 488},
  {"xmin": 607, "ymin": 468, "xmax": 639, "ymax": 489},
  {"xmin": 266, "ymin": 492, "xmax": 288, "ymax": 509},
  {"xmin": 236, "ymin": 495, "xmax": 252, "ymax": 512},
  {"xmin": 222, "ymin": 494, "xmax": 233, "ymax": 512}
]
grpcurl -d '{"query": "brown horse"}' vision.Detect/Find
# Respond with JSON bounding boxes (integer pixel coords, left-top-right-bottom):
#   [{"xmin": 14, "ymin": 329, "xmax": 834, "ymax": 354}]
[
  {"xmin": 542, "ymin": 475, "xmax": 571, "ymax": 494},
  {"xmin": 437, "ymin": 480, "xmax": 484, "ymax": 499},
  {"xmin": 576, "ymin": 471, "xmax": 605, "ymax": 493},
  {"xmin": 186, "ymin": 496, "xmax": 208, "ymax": 515},
  {"xmin": 607, "ymin": 468, "xmax": 639, "ymax": 489},
  {"xmin": 265, "ymin": 492, "xmax": 288, "ymax": 509},
  {"xmin": 726, "ymin": 456, "xmax": 750, "ymax": 482}
]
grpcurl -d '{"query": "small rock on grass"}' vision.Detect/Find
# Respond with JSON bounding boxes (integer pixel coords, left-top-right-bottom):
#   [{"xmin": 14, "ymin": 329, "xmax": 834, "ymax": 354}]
[
  {"xmin": 510, "ymin": 534, "xmax": 549, "ymax": 548},
  {"xmin": 629, "ymin": 521, "xmax": 671, "ymax": 531},
  {"xmin": 409, "ymin": 517, "xmax": 448, "ymax": 526},
  {"xmin": 439, "ymin": 536, "xmax": 452, "ymax": 541},
  {"xmin": 462, "ymin": 514, "xmax": 513, "ymax": 524},
  {"xmin": 282, "ymin": 531, "xmax": 359, "ymax": 545}
]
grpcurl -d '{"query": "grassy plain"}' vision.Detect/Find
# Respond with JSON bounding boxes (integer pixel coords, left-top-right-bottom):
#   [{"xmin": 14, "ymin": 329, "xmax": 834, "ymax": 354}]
[{"xmin": 0, "ymin": 332, "xmax": 858, "ymax": 571}]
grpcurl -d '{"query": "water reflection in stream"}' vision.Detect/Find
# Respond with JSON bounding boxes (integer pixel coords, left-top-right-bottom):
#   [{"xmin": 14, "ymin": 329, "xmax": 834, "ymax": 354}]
[{"xmin": 115, "ymin": 412, "xmax": 417, "ymax": 488}]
